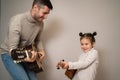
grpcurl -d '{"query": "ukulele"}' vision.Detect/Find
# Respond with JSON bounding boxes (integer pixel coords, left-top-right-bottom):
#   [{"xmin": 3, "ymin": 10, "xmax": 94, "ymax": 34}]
[{"xmin": 57, "ymin": 60, "xmax": 77, "ymax": 80}]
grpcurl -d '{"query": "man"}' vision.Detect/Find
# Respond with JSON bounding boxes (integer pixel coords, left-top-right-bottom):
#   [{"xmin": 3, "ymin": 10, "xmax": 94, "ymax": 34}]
[{"xmin": 0, "ymin": 0, "xmax": 53, "ymax": 80}]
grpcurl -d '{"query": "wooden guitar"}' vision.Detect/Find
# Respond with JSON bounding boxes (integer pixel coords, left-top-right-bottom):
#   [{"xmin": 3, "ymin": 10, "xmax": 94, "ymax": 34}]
[{"xmin": 11, "ymin": 44, "xmax": 44, "ymax": 73}]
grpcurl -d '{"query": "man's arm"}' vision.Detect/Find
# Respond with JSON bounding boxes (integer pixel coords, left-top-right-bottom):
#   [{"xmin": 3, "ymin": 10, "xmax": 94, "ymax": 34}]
[{"xmin": 9, "ymin": 16, "xmax": 21, "ymax": 54}]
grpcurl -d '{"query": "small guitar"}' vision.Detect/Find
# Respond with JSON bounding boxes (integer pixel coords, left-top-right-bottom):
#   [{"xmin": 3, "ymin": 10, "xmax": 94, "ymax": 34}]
[
  {"xmin": 57, "ymin": 60, "xmax": 77, "ymax": 80},
  {"xmin": 11, "ymin": 44, "xmax": 44, "ymax": 73}
]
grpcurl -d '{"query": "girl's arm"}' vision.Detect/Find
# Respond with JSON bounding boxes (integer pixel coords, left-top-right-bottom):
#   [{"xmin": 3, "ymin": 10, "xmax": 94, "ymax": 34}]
[{"xmin": 68, "ymin": 50, "xmax": 98, "ymax": 70}]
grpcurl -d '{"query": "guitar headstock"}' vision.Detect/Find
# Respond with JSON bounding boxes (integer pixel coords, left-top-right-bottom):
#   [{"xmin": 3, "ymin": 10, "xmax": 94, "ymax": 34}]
[
  {"xmin": 11, "ymin": 48, "xmax": 27, "ymax": 63},
  {"xmin": 57, "ymin": 59, "xmax": 65, "ymax": 69}
]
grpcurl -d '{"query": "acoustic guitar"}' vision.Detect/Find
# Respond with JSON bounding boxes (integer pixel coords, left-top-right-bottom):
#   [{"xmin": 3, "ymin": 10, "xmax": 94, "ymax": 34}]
[{"xmin": 11, "ymin": 44, "xmax": 44, "ymax": 73}]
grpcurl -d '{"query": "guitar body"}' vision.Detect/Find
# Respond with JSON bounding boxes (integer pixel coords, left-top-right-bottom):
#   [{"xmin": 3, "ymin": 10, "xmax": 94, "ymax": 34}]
[
  {"xmin": 27, "ymin": 60, "xmax": 43, "ymax": 73},
  {"xmin": 11, "ymin": 45, "xmax": 43, "ymax": 73},
  {"xmin": 65, "ymin": 69, "xmax": 77, "ymax": 80}
]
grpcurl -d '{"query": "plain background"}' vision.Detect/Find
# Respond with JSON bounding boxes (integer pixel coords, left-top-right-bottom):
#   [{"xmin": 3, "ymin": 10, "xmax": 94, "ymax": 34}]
[{"xmin": 0, "ymin": 0, "xmax": 120, "ymax": 80}]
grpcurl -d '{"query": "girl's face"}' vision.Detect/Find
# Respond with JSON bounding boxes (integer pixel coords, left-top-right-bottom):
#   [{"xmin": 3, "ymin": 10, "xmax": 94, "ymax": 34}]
[{"xmin": 80, "ymin": 38, "xmax": 94, "ymax": 53}]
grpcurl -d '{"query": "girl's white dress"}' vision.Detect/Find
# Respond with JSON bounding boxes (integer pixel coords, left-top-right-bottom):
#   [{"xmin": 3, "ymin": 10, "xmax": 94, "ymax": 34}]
[{"xmin": 68, "ymin": 48, "xmax": 99, "ymax": 80}]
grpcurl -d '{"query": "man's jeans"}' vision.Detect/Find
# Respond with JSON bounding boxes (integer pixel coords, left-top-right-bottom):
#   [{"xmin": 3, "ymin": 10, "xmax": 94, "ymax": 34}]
[{"xmin": 1, "ymin": 53, "xmax": 37, "ymax": 80}]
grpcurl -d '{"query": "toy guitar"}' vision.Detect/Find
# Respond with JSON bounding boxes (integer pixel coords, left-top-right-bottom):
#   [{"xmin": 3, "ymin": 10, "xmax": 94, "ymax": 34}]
[
  {"xmin": 57, "ymin": 60, "xmax": 77, "ymax": 80},
  {"xmin": 11, "ymin": 44, "xmax": 44, "ymax": 73}
]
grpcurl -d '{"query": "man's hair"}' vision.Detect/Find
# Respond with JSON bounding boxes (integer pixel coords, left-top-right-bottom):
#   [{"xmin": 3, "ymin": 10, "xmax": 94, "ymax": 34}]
[{"xmin": 32, "ymin": 0, "xmax": 53, "ymax": 10}]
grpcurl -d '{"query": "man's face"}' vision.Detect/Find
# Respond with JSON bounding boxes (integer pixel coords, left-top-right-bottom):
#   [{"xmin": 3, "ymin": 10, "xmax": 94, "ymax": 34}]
[{"xmin": 33, "ymin": 5, "xmax": 50, "ymax": 22}]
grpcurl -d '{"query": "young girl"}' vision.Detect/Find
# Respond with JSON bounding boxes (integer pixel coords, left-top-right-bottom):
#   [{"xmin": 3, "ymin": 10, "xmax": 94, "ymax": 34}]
[{"xmin": 57, "ymin": 32, "xmax": 99, "ymax": 80}]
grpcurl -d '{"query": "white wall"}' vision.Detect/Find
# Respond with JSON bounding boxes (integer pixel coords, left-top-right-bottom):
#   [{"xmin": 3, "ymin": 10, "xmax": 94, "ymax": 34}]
[{"xmin": 0, "ymin": 0, "xmax": 120, "ymax": 80}]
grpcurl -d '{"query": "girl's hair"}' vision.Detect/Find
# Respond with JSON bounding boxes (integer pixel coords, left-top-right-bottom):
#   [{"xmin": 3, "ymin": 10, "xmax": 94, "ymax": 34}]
[{"xmin": 79, "ymin": 32, "xmax": 97, "ymax": 44}]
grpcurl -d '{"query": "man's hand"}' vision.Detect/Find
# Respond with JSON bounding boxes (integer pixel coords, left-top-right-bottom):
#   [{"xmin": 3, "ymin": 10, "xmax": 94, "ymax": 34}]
[
  {"xmin": 38, "ymin": 50, "xmax": 45, "ymax": 62},
  {"xmin": 24, "ymin": 51, "xmax": 37, "ymax": 62}
]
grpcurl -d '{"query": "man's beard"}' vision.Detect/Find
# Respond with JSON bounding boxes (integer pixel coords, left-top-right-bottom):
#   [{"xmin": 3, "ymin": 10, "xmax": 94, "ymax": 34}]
[{"xmin": 34, "ymin": 14, "xmax": 43, "ymax": 22}]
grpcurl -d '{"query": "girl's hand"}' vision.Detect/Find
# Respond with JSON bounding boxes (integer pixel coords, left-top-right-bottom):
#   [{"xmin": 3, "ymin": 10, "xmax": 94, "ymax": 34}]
[
  {"xmin": 61, "ymin": 61, "xmax": 69, "ymax": 69},
  {"xmin": 56, "ymin": 60, "xmax": 69, "ymax": 69}
]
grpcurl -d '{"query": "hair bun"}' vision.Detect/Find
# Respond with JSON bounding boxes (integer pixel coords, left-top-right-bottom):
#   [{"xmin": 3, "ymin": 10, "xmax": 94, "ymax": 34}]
[
  {"xmin": 79, "ymin": 32, "xmax": 83, "ymax": 36},
  {"xmin": 93, "ymin": 32, "xmax": 97, "ymax": 36}
]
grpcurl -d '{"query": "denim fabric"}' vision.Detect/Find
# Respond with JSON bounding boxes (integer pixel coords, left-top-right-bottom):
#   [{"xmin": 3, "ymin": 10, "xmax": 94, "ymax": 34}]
[{"xmin": 1, "ymin": 53, "xmax": 38, "ymax": 80}]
